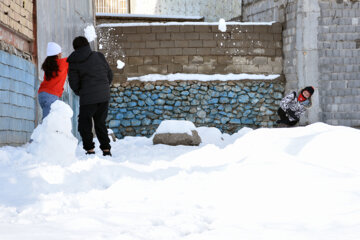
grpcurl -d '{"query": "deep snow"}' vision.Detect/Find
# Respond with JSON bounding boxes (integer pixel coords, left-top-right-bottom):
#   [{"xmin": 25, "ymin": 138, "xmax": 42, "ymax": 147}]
[{"xmin": 1, "ymin": 101, "xmax": 360, "ymax": 240}]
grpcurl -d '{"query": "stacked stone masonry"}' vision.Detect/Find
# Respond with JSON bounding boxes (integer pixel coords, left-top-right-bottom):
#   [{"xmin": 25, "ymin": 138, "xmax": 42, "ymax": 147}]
[
  {"xmin": 0, "ymin": 0, "xmax": 34, "ymax": 40},
  {"xmin": 97, "ymin": 22, "xmax": 283, "ymax": 83},
  {"xmin": 107, "ymin": 78, "xmax": 285, "ymax": 139}
]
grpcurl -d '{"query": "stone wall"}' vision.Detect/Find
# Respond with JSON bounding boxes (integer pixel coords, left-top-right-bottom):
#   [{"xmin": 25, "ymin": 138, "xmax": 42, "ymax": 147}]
[
  {"xmin": 107, "ymin": 77, "xmax": 285, "ymax": 138},
  {"xmin": 97, "ymin": 22, "xmax": 283, "ymax": 83},
  {"xmin": 318, "ymin": 0, "xmax": 360, "ymax": 126}
]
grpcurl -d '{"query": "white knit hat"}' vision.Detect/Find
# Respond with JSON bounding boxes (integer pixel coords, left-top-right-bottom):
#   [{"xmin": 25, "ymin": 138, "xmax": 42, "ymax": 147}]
[{"xmin": 46, "ymin": 42, "xmax": 62, "ymax": 56}]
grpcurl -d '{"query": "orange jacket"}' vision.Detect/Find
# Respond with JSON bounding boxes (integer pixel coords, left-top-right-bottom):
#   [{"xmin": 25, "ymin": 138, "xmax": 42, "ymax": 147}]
[{"xmin": 38, "ymin": 57, "xmax": 69, "ymax": 97}]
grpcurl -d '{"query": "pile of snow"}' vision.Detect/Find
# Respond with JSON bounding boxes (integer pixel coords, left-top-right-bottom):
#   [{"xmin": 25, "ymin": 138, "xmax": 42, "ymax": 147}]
[
  {"xmin": 128, "ymin": 73, "xmax": 280, "ymax": 82},
  {"xmin": 218, "ymin": 18, "xmax": 227, "ymax": 32},
  {"xmin": 84, "ymin": 25, "xmax": 97, "ymax": 42},
  {"xmin": 1, "ymin": 121, "xmax": 360, "ymax": 239},
  {"xmin": 28, "ymin": 100, "xmax": 78, "ymax": 166},
  {"xmin": 155, "ymin": 120, "xmax": 197, "ymax": 135},
  {"xmin": 116, "ymin": 59, "xmax": 125, "ymax": 69}
]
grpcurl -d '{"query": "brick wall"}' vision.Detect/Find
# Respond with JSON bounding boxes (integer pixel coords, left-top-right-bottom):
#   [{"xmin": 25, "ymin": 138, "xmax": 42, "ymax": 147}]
[
  {"xmin": 318, "ymin": 0, "xmax": 360, "ymax": 126},
  {"xmin": 0, "ymin": 0, "xmax": 34, "ymax": 40},
  {"xmin": 0, "ymin": 48, "xmax": 36, "ymax": 146},
  {"xmin": 97, "ymin": 22, "xmax": 283, "ymax": 83}
]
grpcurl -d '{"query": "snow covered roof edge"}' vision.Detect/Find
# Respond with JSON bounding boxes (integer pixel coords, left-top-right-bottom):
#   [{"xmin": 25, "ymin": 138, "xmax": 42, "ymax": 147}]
[{"xmin": 98, "ymin": 21, "xmax": 276, "ymax": 28}]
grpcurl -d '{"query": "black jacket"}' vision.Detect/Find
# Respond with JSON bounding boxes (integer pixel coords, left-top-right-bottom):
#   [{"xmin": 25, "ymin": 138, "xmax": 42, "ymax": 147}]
[{"xmin": 67, "ymin": 45, "xmax": 113, "ymax": 105}]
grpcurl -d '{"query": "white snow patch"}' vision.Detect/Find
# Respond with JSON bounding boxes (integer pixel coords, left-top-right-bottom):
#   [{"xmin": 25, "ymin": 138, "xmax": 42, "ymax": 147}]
[
  {"xmin": 1, "ymin": 122, "xmax": 360, "ymax": 239},
  {"xmin": 128, "ymin": 73, "xmax": 280, "ymax": 82},
  {"xmin": 155, "ymin": 120, "xmax": 196, "ymax": 135},
  {"xmin": 116, "ymin": 60, "xmax": 125, "ymax": 69},
  {"xmin": 98, "ymin": 21, "xmax": 276, "ymax": 28},
  {"xmin": 218, "ymin": 18, "xmax": 227, "ymax": 32},
  {"xmin": 84, "ymin": 25, "xmax": 97, "ymax": 42}
]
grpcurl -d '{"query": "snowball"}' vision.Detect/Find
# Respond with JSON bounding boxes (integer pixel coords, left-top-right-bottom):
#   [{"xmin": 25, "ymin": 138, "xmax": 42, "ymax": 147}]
[
  {"xmin": 218, "ymin": 18, "xmax": 227, "ymax": 32},
  {"xmin": 116, "ymin": 60, "xmax": 125, "ymax": 69},
  {"xmin": 28, "ymin": 100, "xmax": 78, "ymax": 166},
  {"xmin": 84, "ymin": 25, "xmax": 97, "ymax": 42},
  {"xmin": 155, "ymin": 120, "xmax": 196, "ymax": 135}
]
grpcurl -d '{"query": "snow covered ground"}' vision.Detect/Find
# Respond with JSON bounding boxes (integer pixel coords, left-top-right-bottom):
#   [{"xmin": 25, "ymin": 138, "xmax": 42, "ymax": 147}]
[{"xmin": 1, "ymin": 101, "xmax": 360, "ymax": 239}]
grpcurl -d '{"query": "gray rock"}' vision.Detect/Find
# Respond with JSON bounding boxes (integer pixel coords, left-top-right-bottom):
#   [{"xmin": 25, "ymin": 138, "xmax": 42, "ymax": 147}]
[{"xmin": 153, "ymin": 130, "xmax": 202, "ymax": 146}]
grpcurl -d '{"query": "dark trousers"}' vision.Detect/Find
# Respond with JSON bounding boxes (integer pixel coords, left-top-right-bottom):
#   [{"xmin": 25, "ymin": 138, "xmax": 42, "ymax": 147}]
[
  {"xmin": 78, "ymin": 101, "xmax": 111, "ymax": 151},
  {"xmin": 277, "ymin": 108, "xmax": 298, "ymax": 126}
]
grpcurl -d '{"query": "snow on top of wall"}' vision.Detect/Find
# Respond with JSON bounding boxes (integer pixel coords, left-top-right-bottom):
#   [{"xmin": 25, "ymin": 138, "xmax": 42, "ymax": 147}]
[
  {"xmin": 98, "ymin": 21, "xmax": 276, "ymax": 28},
  {"xmin": 96, "ymin": 13, "xmax": 204, "ymax": 20},
  {"xmin": 128, "ymin": 73, "xmax": 281, "ymax": 82}
]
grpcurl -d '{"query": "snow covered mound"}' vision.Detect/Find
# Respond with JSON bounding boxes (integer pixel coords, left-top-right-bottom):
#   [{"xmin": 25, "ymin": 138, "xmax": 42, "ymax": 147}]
[
  {"xmin": 1, "ymin": 123, "xmax": 360, "ymax": 239},
  {"xmin": 28, "ymin": 100, "xmax": 78, "ymax": 166},
  {"xmin": 155, "ymin": 120, "xmax": 197, "ymax": 135}
]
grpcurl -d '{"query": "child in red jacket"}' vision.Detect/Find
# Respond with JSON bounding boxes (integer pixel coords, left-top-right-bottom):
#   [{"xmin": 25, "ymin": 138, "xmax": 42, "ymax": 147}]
[{"xmin": 38, "ymin": 42, "xmax": 69, "ymax": 119}]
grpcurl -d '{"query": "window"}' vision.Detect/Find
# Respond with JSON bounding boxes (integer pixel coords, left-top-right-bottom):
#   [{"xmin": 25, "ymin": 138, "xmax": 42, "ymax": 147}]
[{"xmin": 96, "ymin": 0, "xmax": 129, "ymax": 14}]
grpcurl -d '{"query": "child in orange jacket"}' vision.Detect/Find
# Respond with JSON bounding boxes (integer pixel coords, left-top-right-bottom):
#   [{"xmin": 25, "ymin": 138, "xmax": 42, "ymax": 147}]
[{"xmin": 38, "ymin": 42, "xmax": 69, "ymax": 119}]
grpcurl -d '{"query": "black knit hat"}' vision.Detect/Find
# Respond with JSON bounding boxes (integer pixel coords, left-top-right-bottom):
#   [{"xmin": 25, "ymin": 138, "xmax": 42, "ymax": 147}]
[{"xmin": 303, "ymin": 86, "xmax": 315, "ymax": 96}]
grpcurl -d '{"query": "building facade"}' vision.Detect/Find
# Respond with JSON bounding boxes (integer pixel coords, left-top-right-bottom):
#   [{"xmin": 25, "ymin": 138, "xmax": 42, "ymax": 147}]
[{"xmin": 242, "ymin": 0, "xmax": 360, "ymax": 126}]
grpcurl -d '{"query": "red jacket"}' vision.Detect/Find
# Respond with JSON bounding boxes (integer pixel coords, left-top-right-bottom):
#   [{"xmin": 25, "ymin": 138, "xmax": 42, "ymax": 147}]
[{"xmin": 38, "ymin": 58, "xmax": 69, "ymax": 97}]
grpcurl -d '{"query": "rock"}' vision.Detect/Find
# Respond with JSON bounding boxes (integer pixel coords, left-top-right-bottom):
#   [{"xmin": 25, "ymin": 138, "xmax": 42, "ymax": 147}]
[{"xmin": 153, "ymin": 130, "xmax": 201, "ymax": 146}]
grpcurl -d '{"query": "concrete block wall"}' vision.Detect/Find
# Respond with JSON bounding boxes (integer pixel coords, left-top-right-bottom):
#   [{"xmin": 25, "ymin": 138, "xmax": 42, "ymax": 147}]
[
  {"xmin": 242, "ymin": 0, "xmax": 298, "ymax": 90},
  {"xmin": 97, "ymin": 22, "xmax": 283, "ymax": 83},
  {"xmin": 242, "ymin": 0, "xmax": 322, "ymax": 124},
  {"xmin": 129, "ymin": 0, "xmax": 242, "ymax": 22},
  {"xmin": 0, "ymin": 0, "xmax": 34, "ymax": 40},
  {"xmin": 0, "ymin": 50, "xmax": 36, "ymax": 146},
  {"xmin": 318, "ymin": 0, "xmax": 360, "ymax": 126}
]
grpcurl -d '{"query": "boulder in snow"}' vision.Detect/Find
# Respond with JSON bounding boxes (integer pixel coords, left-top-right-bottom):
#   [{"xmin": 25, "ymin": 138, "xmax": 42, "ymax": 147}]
[{"xmin": 153, "ymin": 120, "xmax": 201, "ymax": 146}]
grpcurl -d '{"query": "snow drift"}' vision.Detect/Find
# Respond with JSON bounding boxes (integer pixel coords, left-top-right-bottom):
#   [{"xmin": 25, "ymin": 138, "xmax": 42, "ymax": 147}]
[{"xmin": 1, "ymin": 100, "xmax": 360, "ymax": 239}]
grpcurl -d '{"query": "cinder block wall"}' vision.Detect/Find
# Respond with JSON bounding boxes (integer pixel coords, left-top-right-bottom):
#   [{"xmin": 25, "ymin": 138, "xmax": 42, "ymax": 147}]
[
  {"xmin": 318, "ymin": 0, "xmax": 360, "ymax": 126},
  {"xmin": 97, "ymin": 22, "xmax": 283, "ymax": 83},
  {"xmin": 0, "ymin": 49, "xmax": 36, "ymax": 146},
  {"xmin": 0, "ymin": 0, "xmax": 36, "ymax": 146}
]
